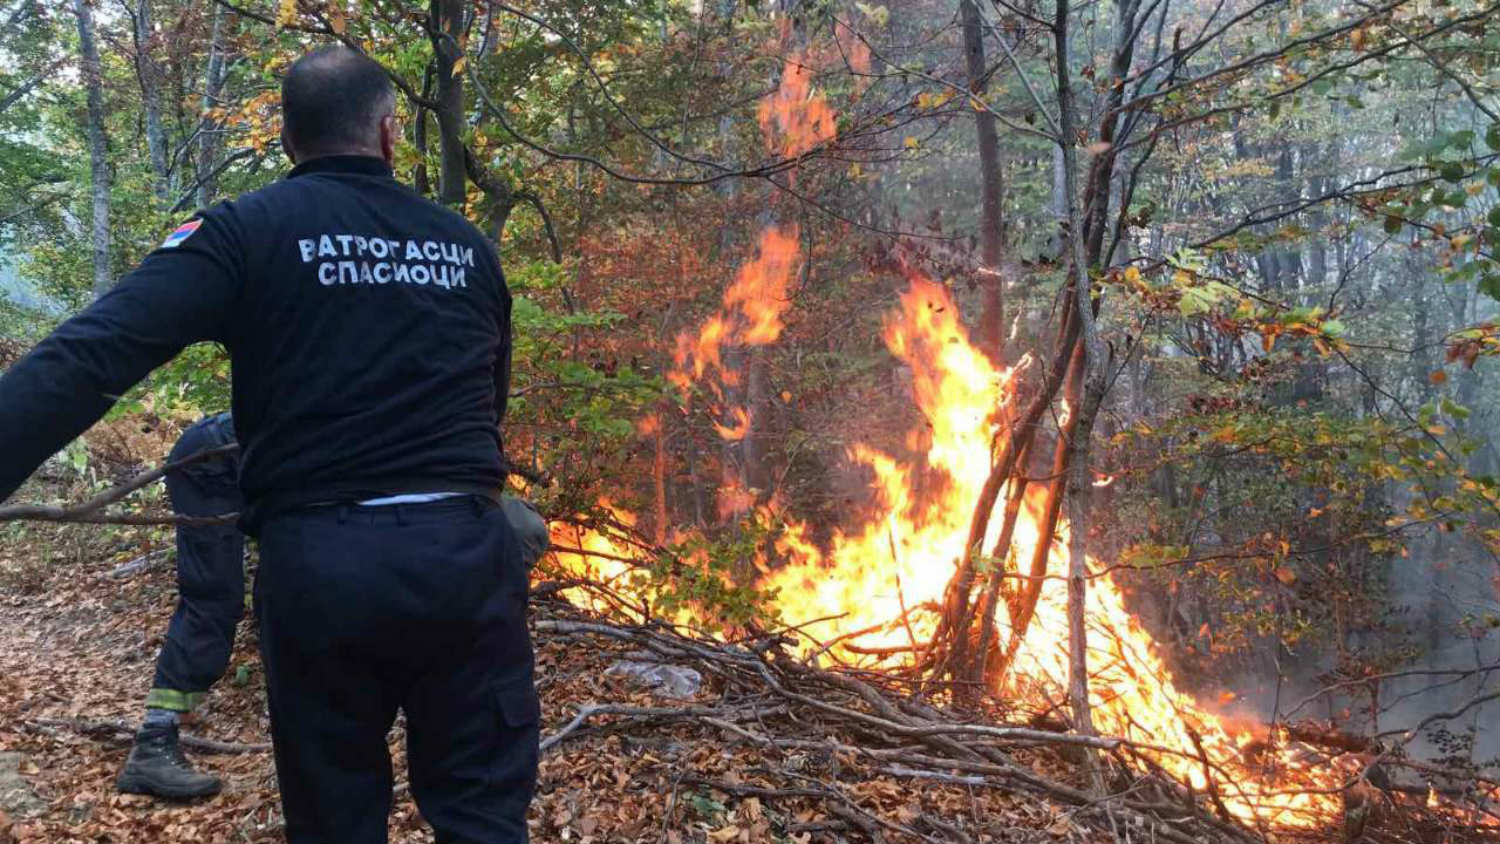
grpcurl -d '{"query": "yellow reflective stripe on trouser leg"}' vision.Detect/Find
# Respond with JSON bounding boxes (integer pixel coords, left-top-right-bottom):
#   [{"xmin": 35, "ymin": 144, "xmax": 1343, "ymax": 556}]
[{"xmin": 145, "ymin": 688, "xmax": 206, "ymax": 712}]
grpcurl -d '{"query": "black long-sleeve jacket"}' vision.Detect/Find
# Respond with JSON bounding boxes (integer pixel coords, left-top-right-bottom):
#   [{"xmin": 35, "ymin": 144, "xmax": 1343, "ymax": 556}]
[{"xmin": 0, "ymin": 155, "xmax": 512, "ymax": 532}]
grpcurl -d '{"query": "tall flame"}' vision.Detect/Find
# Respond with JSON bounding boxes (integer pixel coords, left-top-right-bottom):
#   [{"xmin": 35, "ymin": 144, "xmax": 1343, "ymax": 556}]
[{"xmin": 763, "ymin": 275, "xmax": 1361, "ymax": 826}]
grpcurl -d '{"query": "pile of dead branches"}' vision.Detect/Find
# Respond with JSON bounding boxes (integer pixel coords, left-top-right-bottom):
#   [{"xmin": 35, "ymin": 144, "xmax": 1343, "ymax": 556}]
[{"xmin": 533, "ymin": 593, "xmax": 1265, "ymax": 844}]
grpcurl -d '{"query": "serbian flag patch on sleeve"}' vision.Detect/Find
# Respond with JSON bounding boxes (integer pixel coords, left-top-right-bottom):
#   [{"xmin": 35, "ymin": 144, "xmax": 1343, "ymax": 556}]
[{"xmin": 160, "ymin": 219, "xmax": 203, "ymax": 249}]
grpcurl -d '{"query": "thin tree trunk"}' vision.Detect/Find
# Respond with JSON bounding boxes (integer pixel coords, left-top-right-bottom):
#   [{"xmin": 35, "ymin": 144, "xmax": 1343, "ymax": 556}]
[
  {"xmin": 74, "ymin": 0, "xmax": 111, "ymax": 299},
  {"xmin": 412, "ymin": 63, "xmax": 435, "ymax": 198},
  {"xmin": 1055, "ymin": 0, "xmax": 1121, "ymax": 788},
  {"xmin": 959, "ymin": 0, "xmax": 1006, "ymax": 362},
  {"xmin": 653, "ymin": 408, "xmax": 669, "ymax": 545},
  {"xmin": 196, "ymin": 0, "xmax": 228, "ymax": 209},
  {"xmin": 134, "ymin": 0, "xmax": 169, "ymax": 200},
  {"xmin": 744, "ymin": 347, "xmax": 772, "ymax": 496},
  {"xmin": 430, "ymin": 0, "xmax": 468, "ymax": 207}
]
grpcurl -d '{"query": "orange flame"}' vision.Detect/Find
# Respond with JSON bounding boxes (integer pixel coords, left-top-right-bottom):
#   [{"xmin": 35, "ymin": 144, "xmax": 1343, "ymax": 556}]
[
  {"xmin": 672, "ymin": 226, "xmax": 801, "ymax": 398},
  {"xmin": 713, "ymin": 406, "xmax": 751, "ymax": 441},
  {"xmin": 758, "ymin": 274, "xmax": 1354, "ymax": 828},
  {"xmin": 758, "ymin": 54, "xmax": 836, "ymax": 158}
]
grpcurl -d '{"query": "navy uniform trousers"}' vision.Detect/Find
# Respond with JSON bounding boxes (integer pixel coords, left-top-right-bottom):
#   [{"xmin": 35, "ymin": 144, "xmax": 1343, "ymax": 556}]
[
  {"xmin": 256, "ymin": 495, "xmax": 539, "ymax": 843},
  {"xmin": 149, "ymin": 413, "xmax": 244, "ymax": 711},
  {"xmin": 152, "ymin": 415, "xmax": 540, "ymax": 841}
]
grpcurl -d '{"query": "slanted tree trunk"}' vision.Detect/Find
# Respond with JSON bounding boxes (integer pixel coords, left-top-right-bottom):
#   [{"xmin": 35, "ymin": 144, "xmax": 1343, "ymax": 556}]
[
  {"xmin": 430, "ymin": 0, "xmax": 468, "ymax": 208},
  {"xmin": 0, "ymin": 58, "xmax": 66, "ymax": 114},
  {"xmin": 959, "ymin": 0, "xmax": 1006, "ymax": 362},
  {"xmin": 74, "ymin": 0, "xmax": 111, "ymax": 299}
]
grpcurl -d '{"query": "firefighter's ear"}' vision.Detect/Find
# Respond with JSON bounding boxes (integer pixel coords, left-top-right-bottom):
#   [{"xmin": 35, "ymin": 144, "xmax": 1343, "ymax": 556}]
[
  {"xmin": 280, "ymin": 125, "xmax": 297, "ymax": 165},
  {"xmin": 378, "ymin": 113, "xmax": 397, "ymax": 166}
]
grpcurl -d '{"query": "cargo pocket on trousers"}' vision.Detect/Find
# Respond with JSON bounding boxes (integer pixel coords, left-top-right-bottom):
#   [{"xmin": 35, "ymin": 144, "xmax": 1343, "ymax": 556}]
[
  {"xmin": 491, "ymin": 675, "xmax": 542, "ymax": 794},
  {"xmin": 494, "ymin": 676, "xmax": 541, "ymax": 729}
]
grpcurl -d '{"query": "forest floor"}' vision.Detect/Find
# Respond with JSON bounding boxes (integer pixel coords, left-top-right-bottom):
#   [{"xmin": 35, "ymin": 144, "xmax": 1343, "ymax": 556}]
[
  {"xmin": 0, "ymin": 519, "xmax": 1090, "ymax": 844},
  {"xmin": 0, "ymin": 439, "xmax": 1493, "ymax": 843},
  {"xmin": 0, "ymin": 454, "xmax": 1094, "ymax": 844}
]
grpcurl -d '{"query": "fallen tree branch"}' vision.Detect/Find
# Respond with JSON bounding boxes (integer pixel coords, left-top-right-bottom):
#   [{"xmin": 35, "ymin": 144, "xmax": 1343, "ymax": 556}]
[
  {"xmin": 539, "ymin": 702, "xmax": 780, "ymax": 753},
  {"xmin": 533, "ymin": 606, "xmax": 1255, "ymax": 843},
  {"xmin": 0, "ymin": 443, "xmax": 240, "ymax": 526},
  {"xmin": 24, "ymin": 717, "xmax": 270, "ymax": 754}
]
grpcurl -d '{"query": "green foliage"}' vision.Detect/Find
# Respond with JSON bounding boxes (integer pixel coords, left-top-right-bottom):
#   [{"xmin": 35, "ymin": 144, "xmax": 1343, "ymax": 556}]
[
  {"xmin": 646, "ymin": 517, "xmax": 785, "ymax": 632},
  {"xmin": 508, "ymin": 258, "xmax": 664, "ymax": 443},
  {"xmin": 110, "ymin": 343, "xmax": 233, "ymax": 421},
  {"xmin": 1385, "ymin": 122, "xmax": 1500, "ymax": 304}
]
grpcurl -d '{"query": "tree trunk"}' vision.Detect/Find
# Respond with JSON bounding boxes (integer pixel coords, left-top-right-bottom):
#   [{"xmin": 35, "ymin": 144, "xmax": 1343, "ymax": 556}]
[
  {"xmin": 430, "ymin": 0, "xmax": 468, "ymax": 208},
  {"xmin": 743, "ymin": 347, "xmax": 772, "ymax": 496},
  {"xmin": 959, "ymin": 0, "xmax": 1006, "ymax": 362},
  {"xmin": 74, "ymin": 0, "xmax": 111, "ymax": 299},
  {"xmin": 1055, "ymin": 0, "xmax": 1117, "ymax": 781},
  {"xmin": 412, "ymin": 64, "xmax": 435, "ymax": 198},
  {"xmin": 995, "ymin": 345, "xmax": 1081, "ymax": 681},
  {"xmin": 134, "ymin": 0, "xmax": 169, "ymax": 201},
  {"xmin": 196, "ymin": 0, "xmax": 229, "ymax": 209}
]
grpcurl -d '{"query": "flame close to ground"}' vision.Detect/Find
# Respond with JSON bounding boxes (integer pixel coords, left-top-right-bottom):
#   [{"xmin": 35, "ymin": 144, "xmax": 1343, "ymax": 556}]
[
  {"xmin": 544, "ymin": 44, "xmax": 1490, "ymax": 833},
  {"xmin": 762, "ymin": 273, "xmax": 1350, "ymax": 828}
]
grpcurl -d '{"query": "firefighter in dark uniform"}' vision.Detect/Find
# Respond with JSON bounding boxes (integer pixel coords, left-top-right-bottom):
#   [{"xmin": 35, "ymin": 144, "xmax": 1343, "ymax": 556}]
[
  {"xmin": 118, "ymin": 411, "xmax": 242, "ymax": 799},
  {"xmin": 116, "ymin": 413, "xmax": 551, "ymax": 802},
  {"xmin": 0, "ymin": 47, "xmax": 540, "ymax": 842}
]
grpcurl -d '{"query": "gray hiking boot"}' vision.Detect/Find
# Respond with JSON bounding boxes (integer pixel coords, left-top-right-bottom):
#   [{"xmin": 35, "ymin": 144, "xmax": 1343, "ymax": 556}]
[{"xmin": 116, "ymin": 722, "xmax": 222, "ymax": 799}]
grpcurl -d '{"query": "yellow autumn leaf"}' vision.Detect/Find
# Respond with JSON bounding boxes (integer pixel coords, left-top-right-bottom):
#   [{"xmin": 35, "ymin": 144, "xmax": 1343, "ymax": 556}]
[
  {"xmin": 277, "ymin": 0, "xmax": 298, "ymax": 27},
  {"xmin": 451, "ymin": 56, "xmax": 467, "ymax": 77},
  {"xmin": 1123, "ymin": 266, "xmax": 1142, "ymax": 285},
  {"xmin": 903, "ymin": 136, "xmax": 919, "ymax": 149}
]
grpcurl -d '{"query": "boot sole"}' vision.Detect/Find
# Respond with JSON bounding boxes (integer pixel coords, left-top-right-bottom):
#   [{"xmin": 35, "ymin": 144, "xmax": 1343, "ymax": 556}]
[{"xmin": 116, "ymin": 770, "xmax": 223, "ymax": 800}]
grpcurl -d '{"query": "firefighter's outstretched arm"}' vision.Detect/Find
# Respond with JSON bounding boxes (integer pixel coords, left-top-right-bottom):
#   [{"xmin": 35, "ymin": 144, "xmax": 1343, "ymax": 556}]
[{"xmin": 0, "ymin": 214, "xmax": 241, "ymax": 502}]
